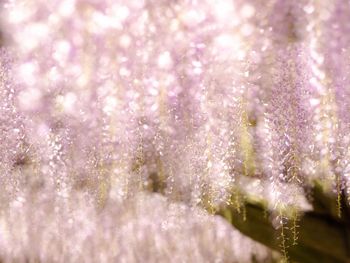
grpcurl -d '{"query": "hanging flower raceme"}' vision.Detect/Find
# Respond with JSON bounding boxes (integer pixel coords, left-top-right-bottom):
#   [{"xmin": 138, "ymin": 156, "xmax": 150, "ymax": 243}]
[{"xmin": 1, "ymin": 0, "xmax": 350, "ymax": 262}]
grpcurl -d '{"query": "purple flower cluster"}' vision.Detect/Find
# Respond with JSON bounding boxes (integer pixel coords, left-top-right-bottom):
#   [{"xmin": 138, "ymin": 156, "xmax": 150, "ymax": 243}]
[{"xmin": 0, "ymin": 0, "xmax": 350, "ymax": 261}]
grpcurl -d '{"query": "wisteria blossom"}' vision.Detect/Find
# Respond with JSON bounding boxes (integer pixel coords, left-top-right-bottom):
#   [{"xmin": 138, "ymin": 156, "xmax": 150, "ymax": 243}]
[{"xmin": 1, "ymin": 0, "xmax": 350, "ymax": 262}]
